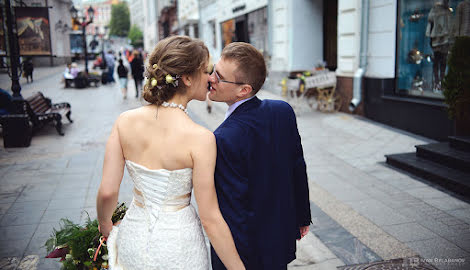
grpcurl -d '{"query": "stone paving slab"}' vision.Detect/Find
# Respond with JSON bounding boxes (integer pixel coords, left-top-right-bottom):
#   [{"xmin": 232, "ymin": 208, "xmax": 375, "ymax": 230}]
[
  {"xmin": 381, "ymin": 223, "xmax": 439, "ymax": 243},
  {"xmin": 407, "ymin": 237, "xmax": 470, "ymax": 260},
  {"xmin": 448, "ymin": 208, "xmax": 470, "ymax": 224},
  {"xmin": 290, "ymin": 258, "xmax": 344, "ymax": 270},
  {"xmin": 338, "ymin": 257, "xmax": 438, "ymax": 270}
]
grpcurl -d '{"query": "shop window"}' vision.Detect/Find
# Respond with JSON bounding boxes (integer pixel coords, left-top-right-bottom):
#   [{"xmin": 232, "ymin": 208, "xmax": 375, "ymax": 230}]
[
  {"xmin": 247, "ymin": 7, "xmax": 268, "ymax": 54},
  {"xmin": 221, "ymin": 7, "xmax": 267, "ymax": 51},
  {"xmin": 397, "ymin": 0, "xmax": 468, "ymax": 98},
  {"xmin": 221, "ymin": 19, "xmax": 235, "ymax": 47},
  {"xmin": 209, "ymin": 20, "xmax": 216, "ymax": 48},
  {"xmin": 194, "ymin": 23, "xmax": 199, "ymax": 38}
]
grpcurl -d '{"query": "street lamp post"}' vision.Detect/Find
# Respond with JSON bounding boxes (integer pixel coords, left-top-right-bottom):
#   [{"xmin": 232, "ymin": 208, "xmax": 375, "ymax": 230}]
[
  {"xmin": 4, "ymin": 0, "xmax": 22, "ymax": 100},
  {"xmin": 101, "ymin": 26, "xmax": 109, "ymax": 62},
  {"xmin": 103, "ymin": 26, "xmax": 109, "ymax": 53},
  {"xmin": 70, "ymin": 5, "xmax": 94, "ymax": 74}
]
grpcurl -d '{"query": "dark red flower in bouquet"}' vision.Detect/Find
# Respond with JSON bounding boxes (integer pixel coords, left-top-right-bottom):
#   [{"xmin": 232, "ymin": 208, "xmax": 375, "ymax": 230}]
[{"xmin": 45, "ymin": 247, "xmax": 69, "ymax": 261}]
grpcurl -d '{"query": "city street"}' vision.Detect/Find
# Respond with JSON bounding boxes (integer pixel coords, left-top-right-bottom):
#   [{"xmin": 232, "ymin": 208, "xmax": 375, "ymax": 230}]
[{"xmin": 0, "ymin": 65, "xmax": 469, "ymax": 270}]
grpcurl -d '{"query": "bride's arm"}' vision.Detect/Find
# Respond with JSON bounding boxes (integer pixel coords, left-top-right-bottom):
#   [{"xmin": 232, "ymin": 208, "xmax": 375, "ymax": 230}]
[
  {"xmin": 97, "ymin": 119, "xmax": 125, "ymax": 238},
  {"xmin": 192, "ymin": 130, "xmax": 245, "ymax": 270}
]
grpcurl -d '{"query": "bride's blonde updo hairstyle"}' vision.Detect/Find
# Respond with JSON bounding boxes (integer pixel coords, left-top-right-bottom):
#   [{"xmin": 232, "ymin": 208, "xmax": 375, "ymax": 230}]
[{"xmin": 143, "ymin": 36, "xmax": 209, "ymax": 105}]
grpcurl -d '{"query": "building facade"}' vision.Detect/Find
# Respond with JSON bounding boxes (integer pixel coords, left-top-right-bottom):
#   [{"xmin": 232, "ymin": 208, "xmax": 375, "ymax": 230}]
[
  {"xmin": 199, "ymin": 0, "xmax": 221, "ymax": 61},
  {"xmin": 178, "ymin": 0, "xmax": 199, "ymax": 38},
  {"xmin": 142, "ymin": 0, "xmax": 159, "ymax": 52},
  {"xmin": 157, "ymin": 0, "xmax": 178, "ymax": 41},
  {"xmin": 198, "ymin": 0, "xmax": 332, "ymax": 93},
  {"xmin": 8, "ymin": 0, "xmax": 74, "ymax": 66},
  {"xmin": 268, "ymin": 0, "xmax": 327, "ymax": 89},
  {"xmin": 142, "ymin": 0, "xmax": 180, "ymax": 53},
  {"xmin": 147, "ymin": 0, "xmax": 461, "ymax": 140},
  {"xmin": 336, "ymin": 0, "xmax": 467, "ymax": 140},
  {"xmin": 130, "ymin": 0, "xmax": 145, "ymax": 32},
  {"xmin": 82, "ymin": 0, "xmax": 116, "ymax": 36}
]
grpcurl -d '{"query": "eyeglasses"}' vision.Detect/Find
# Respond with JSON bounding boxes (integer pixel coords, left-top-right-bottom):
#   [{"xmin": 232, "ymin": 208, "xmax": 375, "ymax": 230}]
[{"xmin": 210, "ymin": 64, "xmax": 246, "ymax": 85}]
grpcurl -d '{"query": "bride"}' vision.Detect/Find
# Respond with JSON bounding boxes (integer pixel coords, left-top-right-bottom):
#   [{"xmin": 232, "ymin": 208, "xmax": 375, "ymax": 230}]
[{"xmin": 96, "ymin": 36, "xmax": 245, "ymax": 270}]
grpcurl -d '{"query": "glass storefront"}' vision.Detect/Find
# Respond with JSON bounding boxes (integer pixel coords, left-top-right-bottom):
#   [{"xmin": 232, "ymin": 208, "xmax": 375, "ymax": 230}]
[
  {"xmin": 397, "ymin": 0, "xmax": 468, "ymax": 98},
  {"xmin": 220, "ymin": 7, "xmax": 268, "ymax": 53}
]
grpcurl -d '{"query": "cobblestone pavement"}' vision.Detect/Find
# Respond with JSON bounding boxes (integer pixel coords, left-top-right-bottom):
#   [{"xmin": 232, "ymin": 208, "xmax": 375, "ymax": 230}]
[{"xmin": 0, "ymin": 66, "xmax": 469, "ymax": 270}]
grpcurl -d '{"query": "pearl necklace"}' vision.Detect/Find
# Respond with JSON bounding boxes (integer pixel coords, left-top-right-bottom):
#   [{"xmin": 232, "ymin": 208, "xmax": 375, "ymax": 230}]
[{"xmin": 161, "ymin": 101, "xmax": 189, "ymax": 115}]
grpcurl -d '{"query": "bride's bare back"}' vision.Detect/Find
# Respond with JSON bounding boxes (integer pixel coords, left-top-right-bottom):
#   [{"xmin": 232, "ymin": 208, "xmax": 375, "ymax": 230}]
[{"xmin": 117, "ymin": 105, "xmax": 205, "ymax": 171}]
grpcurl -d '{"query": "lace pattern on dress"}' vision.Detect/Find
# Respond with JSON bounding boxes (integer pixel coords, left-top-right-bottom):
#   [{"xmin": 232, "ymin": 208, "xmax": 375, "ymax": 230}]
[{"xmin": 107, "ymin": 160, "xmax": 208, "ymax": 269}]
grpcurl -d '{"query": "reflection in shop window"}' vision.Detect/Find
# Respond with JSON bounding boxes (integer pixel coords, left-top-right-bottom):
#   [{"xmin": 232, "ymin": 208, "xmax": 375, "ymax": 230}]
[
  {"xmin": 397, "ymin": 0, "xmax": 469, "ymax": 98},
  {"xmin": 210, "ymin": 20, "xmax": 216, "ymax": 49}
]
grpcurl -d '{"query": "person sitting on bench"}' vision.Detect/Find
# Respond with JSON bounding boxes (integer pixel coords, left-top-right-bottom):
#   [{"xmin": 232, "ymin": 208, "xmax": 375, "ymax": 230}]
[{"xmin": 63, "ymin": 63, "xmax": 75, "ymax": 88}]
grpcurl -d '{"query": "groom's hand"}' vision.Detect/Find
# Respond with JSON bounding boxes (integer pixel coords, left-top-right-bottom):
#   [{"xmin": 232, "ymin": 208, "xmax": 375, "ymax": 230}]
[{"xmin": 299, "ymin": 226, "xmax": 309, "ymax": 240}]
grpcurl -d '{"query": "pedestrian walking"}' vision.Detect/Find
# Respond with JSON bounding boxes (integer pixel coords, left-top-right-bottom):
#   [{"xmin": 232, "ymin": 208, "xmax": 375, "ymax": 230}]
[
  {"xmin": 117, "ymin": 59, "xmax": 129, "ymax": 99},
  {"xmin": 130, "ymin": 50, "xmax": 144, "ymax": 98},
  {"xmin": 22, "ymin": 58, "xmax": 34, "ymax": 83},
  {"xmin": 105, "ymin": 50, "xmax": 116, "ymax": 83}
]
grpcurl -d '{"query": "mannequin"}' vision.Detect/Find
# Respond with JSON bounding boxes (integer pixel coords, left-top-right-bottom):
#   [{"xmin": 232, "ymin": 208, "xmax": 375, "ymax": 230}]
[
  {"xmin": 453, "ymin": 0, "xmax": 470, "ymax": 37},
  {"xmin": 426, "ymin": 0, "xmax": 452, "ymax": 91}
]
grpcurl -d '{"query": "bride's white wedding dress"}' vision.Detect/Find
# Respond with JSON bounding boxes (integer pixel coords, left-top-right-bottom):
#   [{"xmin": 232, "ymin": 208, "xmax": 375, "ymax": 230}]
[{"xmin": 106, "ymin": 160, "xmax": 209, "ymax": 269}]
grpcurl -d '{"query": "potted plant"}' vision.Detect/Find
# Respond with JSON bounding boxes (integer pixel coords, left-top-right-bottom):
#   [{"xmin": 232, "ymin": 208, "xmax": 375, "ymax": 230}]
[{"xmin": 442, "ymin": 36, "xmax": 470, "ymax": 136}]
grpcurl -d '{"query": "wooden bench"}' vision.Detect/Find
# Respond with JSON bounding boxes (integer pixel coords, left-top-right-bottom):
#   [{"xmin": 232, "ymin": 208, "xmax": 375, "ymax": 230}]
[{"xmin": 20, "ymin": 92, "xmax": 73, "ymax": 135}]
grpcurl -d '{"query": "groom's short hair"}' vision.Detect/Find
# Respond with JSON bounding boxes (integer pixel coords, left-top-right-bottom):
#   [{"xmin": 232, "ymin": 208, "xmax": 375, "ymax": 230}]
[{"xmin": 221, "ymin": 42, "xmax": 266, "ymax": 94}]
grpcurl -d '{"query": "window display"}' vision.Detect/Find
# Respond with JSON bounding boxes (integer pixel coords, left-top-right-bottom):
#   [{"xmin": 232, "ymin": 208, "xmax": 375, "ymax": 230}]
[{"xmin": 397, "ymin": 0, "xmax": 469, "ymax": 98}]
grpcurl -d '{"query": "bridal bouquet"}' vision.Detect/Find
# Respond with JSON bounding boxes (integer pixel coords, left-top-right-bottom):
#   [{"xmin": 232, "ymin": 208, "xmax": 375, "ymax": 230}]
[{"xmin": 45, "ymin": 203, "xmax": 128, "ymax": 270}]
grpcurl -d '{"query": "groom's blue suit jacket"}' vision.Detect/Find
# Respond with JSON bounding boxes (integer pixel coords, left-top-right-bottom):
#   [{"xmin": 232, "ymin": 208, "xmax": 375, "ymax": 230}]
[{"xmin": 211, "ymin": 97, "xmax": 311, "ymax": 270}]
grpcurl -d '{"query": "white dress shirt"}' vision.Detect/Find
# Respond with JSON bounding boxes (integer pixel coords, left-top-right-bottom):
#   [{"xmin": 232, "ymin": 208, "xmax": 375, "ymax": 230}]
[{"xmin": 224, "ymin": 96, "xmax": 256, "ymax": 121}]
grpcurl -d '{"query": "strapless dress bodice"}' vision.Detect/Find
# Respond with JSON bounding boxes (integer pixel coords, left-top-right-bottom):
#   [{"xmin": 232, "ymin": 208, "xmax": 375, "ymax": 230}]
[
  {"xmin": 125, "ymin": 160, "xmax": 193, "ymax": 213},
  {"xmin": 106, "ymin": 160, "xmax": 209, "ymax": 269}
]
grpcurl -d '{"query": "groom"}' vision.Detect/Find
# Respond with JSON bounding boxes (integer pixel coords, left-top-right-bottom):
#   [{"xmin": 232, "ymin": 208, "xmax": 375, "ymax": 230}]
[{"xmin": 208, "ymin": 42, "xmax": 311, "ymax": 270}]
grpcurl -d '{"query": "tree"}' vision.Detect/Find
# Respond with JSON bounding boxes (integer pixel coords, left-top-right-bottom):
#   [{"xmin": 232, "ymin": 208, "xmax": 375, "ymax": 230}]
[
  {"xmin": 109, "ymin": 3, "xmax": 130, "ymax": 37},
  {"xmin": 128, "ymin": 25, "xmax": 143, "ymax": 47},
  {"xmin": 442, "ymin": 36, "xmax": 470, "ymax": 135}
]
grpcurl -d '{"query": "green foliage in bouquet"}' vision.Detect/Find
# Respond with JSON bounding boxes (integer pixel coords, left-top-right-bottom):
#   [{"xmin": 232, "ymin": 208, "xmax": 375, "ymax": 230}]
[
  {"xmin": 112, "ymin": 202, "xmax": 127, "ymax": 224},
  {"xmin": 45, "ymin": 203, "xmax": 128, "ymax": 270},
  {"xmin": 442, "ymin": 36, "xmax": 470, "ymax": 119}
]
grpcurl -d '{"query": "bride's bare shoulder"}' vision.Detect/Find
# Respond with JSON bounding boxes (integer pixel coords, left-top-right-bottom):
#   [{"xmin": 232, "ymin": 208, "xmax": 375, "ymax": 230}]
[
  {"xmin": 187, "ymin": 123, "xmax": 215, "ymax": 145},
  {"xmin": 114, "ymin": 107, "xmax": 151, "ymax": 130},
  {"xmin": 117, "ymin": 106, "xmax": 150, "ymax": 121}
]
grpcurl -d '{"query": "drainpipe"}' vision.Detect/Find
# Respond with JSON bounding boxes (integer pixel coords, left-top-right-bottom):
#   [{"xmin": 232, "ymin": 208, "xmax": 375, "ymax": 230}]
[{"xmin": 349, "ymin": 0, "xmax": 369, "ymax": 111}]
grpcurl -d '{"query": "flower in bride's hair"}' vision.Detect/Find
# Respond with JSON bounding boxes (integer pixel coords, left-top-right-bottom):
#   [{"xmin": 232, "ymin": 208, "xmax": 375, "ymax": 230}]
[
  {"xmin": 151, "ymin": 78, "xmax": 158, "ymax": 87},
  {"xmin": 165, "ymin": 74, "xmax": 174, "ymax": 84},
  {"xmin": 152, "ymin": 64, "xmax": 158, "ymax": 69}
]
